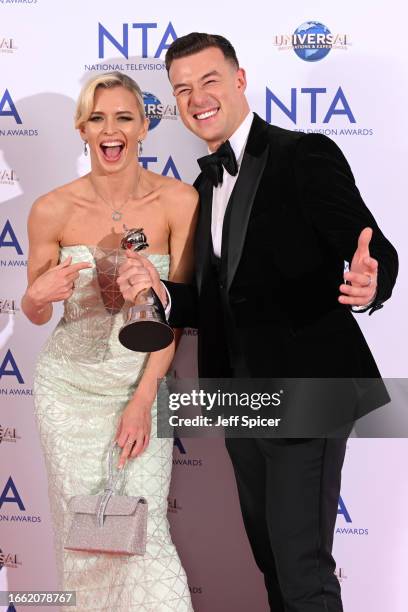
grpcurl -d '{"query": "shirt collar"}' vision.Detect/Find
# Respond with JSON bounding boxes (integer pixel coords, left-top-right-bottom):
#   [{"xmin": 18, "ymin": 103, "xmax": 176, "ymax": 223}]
[
  {"xmin": 228, "ymin": 111, "xmax": 254, "ymax": 164},
  {"xmin": 207, "ymin": 111, "xmax": 254, "ymax": 164}
]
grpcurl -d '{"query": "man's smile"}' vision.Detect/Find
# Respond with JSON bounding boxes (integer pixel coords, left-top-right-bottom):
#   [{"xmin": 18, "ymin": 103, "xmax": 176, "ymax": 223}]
[{"xmin": 193, "ymin": 107, "xmax": 220, "ymax": 121}]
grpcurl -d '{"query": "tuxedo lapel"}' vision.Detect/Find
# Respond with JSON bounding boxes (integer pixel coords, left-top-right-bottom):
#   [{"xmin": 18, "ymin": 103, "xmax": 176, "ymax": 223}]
[
  {"xmin": 194, "ymin": 175, "xmax": 213, "ymax": 293},
  {"xmin": 226, "ymin": 114, "xmax": 270, "ymax": 291}
]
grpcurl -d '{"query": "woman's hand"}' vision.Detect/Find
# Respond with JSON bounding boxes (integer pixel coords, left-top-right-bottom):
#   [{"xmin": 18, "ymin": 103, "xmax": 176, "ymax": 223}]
[
  {"xmin": 27, "ymin": 256, "xmax": 92, "ymax": 308},
  {"xmin": 117, "ymin": 250, "xmax": 167, "ymax": 305},
  {"xmin": 115, "ymin": 395, "xmax": 153, "ymax": 468}
]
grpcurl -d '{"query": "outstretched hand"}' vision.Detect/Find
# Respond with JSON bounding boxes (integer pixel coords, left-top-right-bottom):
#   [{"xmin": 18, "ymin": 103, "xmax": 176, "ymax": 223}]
[{"xmin": 338, "ymin": 227, "xmax": 378, "ymax": 307}]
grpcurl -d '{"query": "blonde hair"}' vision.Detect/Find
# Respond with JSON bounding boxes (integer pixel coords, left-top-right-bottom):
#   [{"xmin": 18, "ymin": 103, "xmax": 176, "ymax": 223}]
[{"xmin": 75, "ymin": 71, "xmax": 145, "ymax": 129}]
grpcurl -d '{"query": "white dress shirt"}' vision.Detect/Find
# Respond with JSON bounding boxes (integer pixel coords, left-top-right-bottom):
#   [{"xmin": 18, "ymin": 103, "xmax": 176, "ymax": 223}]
[{"xmin": 211, "ymin": 111, "xmax": 254, "ymax": 257}]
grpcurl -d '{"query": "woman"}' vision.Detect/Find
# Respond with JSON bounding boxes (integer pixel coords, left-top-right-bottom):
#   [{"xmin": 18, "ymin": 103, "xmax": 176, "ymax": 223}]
[{"xmin": 22, "ymin": 72, "xmax": 198, "ymax": 610}]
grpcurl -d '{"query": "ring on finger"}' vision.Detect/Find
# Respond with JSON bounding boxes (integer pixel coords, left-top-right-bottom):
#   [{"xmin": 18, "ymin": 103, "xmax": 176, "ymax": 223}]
[{"xmin": 364, "ymin": 275, "xmax": 372, "ymax": 287}]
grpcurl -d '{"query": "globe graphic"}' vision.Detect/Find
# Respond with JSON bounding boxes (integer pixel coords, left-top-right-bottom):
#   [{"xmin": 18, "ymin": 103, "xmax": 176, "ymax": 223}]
[
  {"xmin": 142, "ymin": 92, "xmax": 162, "ymax": 130},
  {"xmin": 293, "ymin": 22, "xmax": 332, "ymax": 62}
]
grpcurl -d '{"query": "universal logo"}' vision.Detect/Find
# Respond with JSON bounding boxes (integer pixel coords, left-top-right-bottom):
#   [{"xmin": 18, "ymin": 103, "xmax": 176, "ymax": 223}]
[
  {"xmin": 143, "ymin": 92, "xmax": 178, "ymax": 131},
  {"xmin": 167, "ymin": 497, "xmax": 182, "ymax": 514},
  {"xmin": 0, "ymin": 299, "xmax": 19, "ymax": 314},
  {"xmin": 273, "ymin": 22, "xmax": 350, "ymax": 62},
  {"xmin": 0, "ymin": 425, "xmax": 20, "ymax": 443},
  {"xmin": 0, "ymin": 549, "xmax": 22, "ymax": 570},
  {"xmin": 0, "ymin": 38, "xmax": 17, "ymax": 54},
  {"xmin": 0, "ymin": 0, "xmax": 38, "ymax": 4},
  {"xmin": 0, "ymin": 168, "xmax": 19, "ymax": 185}
]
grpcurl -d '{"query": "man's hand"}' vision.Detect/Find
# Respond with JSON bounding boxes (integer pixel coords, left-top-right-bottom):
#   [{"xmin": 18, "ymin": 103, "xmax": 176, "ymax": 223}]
[
  {"xmin": 117, "ymin": 250, "xmax": 168, "ymax": 306},
  {"xmin": 338, "ymin": 227, "xmax": 378, "ymax": 307}
]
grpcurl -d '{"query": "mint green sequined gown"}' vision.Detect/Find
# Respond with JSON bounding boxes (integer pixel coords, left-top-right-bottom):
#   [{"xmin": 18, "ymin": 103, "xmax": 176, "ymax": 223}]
[{"xmin": 34, "ymin": 245, "xmax": 193, "ymax": 611}]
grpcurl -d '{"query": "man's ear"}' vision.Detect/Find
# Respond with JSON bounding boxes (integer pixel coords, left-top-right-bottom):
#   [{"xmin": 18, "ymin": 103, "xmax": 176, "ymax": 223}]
[{"xmin": 236, "ymin": 68, "xmax": 247, "ymax": 93}]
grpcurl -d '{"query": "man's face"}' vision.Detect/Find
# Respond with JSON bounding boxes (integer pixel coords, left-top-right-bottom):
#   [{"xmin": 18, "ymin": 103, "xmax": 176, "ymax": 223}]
[{"xmin": 169, "ymin": 47, "xmax": 248, "ymax": 151}]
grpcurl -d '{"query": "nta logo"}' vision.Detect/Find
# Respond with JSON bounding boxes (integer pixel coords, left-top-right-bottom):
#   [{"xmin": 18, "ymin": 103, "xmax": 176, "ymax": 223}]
[
  {"xmin": 174, "ymin": 437, "xmax": 186, "ymax": 454},
  {"xmin": 0, "ymin": 476, "xmax": 25, "ymax": 511},
  {"xmin": 266, "ymin": 87, "xmax": 355, "ymax": 125},
  {"xmin": 337, "ymin": 495, "xmax": 352, "ymax": 523},
  {"xmin": 0, "ymin": 350, "xmax": 24, "ymax": 384},
  {"xmin": 0, "ymin": 89, "xmax": 22, "ymax": 123},
  {"xmin": 0, "ymin": 220, "xmax": 23, "ymax": 254},
  {"xmin": 98, "ymin": 22, "xmax": 177, "ymax": 59}
]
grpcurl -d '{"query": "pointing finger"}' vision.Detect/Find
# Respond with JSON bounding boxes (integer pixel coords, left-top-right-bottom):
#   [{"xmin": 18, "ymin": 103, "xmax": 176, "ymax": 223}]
[
  {"xmin": 64, "ymin": 262, "xmax": 93, "ymax": 275},
  {"xmin": 57, "ymin": 256, "xmax": 72, "ymax": 268}
]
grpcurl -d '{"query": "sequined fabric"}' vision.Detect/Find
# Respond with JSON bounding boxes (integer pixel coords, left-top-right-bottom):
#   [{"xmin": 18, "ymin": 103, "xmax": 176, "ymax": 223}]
[{"xmin": 34, "ymin": 245, "xmax": 193, "ymax": 611}]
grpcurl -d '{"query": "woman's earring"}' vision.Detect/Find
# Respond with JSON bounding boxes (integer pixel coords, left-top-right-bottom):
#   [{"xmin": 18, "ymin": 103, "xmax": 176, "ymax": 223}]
[
  {"xmin": 83, "ymin": 141, "xmax": 88, "ymax": 156},
  {"xmin": 138, "ymin": 140, "xmax": 143, "ymax": 156}
]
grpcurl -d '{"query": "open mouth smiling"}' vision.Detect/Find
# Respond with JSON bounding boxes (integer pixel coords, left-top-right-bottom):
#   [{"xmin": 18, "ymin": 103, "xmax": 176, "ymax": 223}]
[
  {"xmin": 100, "ymin": 140, "xmax": 125, "ymax": 162},
  {"xmin": 193, "ymin": 107, "xmax": 220, "ymax": 121}
]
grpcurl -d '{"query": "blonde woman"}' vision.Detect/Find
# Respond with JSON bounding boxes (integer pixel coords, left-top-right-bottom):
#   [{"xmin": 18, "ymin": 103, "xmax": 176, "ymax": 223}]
[{"xmin": 22, "ymin": 72, "xmax": 197, "ymax": 610}]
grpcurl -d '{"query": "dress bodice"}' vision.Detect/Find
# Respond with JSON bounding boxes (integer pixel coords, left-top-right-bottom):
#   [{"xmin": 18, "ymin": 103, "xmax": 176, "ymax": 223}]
[
  {"xmin": 35, "ymin": 246, "xmax": 170, "ymax": 393},
  {"xmin": 60, "ymin": 245, "xmax": 170, "ymax": 320}
]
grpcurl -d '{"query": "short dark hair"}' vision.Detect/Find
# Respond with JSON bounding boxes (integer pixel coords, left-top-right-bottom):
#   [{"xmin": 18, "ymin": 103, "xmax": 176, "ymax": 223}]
[{"xmin": 165, "ymin": 32, "xmax": 239, "ymax": 73}]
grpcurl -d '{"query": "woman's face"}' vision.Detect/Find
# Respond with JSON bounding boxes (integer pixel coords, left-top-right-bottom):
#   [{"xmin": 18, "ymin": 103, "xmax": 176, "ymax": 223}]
[{"xmin": 80, "ymin": 85, "xmax": 148, "ymax": 174}]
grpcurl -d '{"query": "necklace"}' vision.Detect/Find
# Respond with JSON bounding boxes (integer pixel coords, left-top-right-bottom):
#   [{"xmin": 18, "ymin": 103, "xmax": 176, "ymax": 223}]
[
  {"xmin": 92, "ymin": 172, "xmax": 141, "ymax": 222},
  {"xmin": 98, "ymin": 192, "xmax": 130, "ymax": 221}
]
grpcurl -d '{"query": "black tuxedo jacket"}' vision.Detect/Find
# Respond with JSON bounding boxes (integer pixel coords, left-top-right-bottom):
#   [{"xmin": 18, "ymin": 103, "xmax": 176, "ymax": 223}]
[{"xmin": 165, "ymin": 114, "xmax": 398, "ymax": 379}]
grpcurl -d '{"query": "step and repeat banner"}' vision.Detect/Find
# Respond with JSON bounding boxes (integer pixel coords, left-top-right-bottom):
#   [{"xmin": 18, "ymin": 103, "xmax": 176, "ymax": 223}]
[{"xmin": 1, "ymin": 1, "xmax": 407, "ymax": 611}]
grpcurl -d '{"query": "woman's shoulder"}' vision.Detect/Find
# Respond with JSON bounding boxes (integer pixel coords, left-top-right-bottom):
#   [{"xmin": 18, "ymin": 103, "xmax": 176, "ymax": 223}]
[
  {"xmin": 31, "ymin": 177, "xmax": 82, "ymax": 209},
  {"xmin": 30, "ymin": 177, "xmax": 86, "ymax": 220}
]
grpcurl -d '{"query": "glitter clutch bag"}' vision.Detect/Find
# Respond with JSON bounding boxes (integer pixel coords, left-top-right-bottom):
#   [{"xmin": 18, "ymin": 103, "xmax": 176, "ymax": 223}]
[{"xmin": 64, "ymin": 442, "xmax": 148, "ymax": 556}]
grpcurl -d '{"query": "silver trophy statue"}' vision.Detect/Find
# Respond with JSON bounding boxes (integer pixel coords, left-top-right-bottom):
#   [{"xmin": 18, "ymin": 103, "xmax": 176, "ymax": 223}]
[{"xmin": 118, "ymin": 226, "xmax": 174, "ymax": 352}]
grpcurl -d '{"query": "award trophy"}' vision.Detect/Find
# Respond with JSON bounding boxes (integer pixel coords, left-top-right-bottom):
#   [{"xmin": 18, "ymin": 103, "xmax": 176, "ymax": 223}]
[{"xmin": 118, "ymin": 226, "xmax": 174, "ymax": 352}]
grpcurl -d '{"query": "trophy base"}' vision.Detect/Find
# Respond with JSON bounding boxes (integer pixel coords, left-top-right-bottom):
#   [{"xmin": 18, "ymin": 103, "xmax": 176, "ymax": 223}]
[{"xmin": 119, "ymin": 320, "xmax": 174, "ymax": 353}]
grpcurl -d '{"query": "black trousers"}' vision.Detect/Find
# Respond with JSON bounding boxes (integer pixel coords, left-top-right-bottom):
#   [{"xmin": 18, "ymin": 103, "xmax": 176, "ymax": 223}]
[{"xmin": 225, "ymin": 436, "xmax": 347, "ymax": 612}]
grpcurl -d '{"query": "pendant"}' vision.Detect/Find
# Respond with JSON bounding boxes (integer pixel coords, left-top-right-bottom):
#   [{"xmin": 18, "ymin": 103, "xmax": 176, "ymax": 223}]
[{"xmin": 112, "ymin": 210, "xmax": 122, "ymax": 221}]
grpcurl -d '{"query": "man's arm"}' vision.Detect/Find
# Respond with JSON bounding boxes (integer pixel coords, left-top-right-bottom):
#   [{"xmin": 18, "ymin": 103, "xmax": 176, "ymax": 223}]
[
  {"xmin": 162, "ymin": 279, "xmax": 199, "ymax": 328},
  {"xmin": 294, "ymin": 134, "xmax": 398, "ymax": 312}
]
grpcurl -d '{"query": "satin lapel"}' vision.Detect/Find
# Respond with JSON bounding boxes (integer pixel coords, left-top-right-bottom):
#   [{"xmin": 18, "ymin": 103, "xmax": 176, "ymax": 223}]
[
  {"xmin": 226, "ymin": 139, "xmax": 269, "ymax": 292},
  {"xmin": 194, "ymin": 175, "xmax": 213, "ymax": 294}
]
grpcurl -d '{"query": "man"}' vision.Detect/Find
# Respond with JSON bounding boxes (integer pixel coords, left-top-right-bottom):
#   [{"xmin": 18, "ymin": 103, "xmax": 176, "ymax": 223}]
[{"xmin": 118, "ymin": 33, "xmax": 398, "ymax": 611}]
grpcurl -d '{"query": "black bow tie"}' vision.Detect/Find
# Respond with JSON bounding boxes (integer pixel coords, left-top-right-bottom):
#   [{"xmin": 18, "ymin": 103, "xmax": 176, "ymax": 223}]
[{"xmin": 197, "ymin": 140, "xmax": 238, "ymax": 187}]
